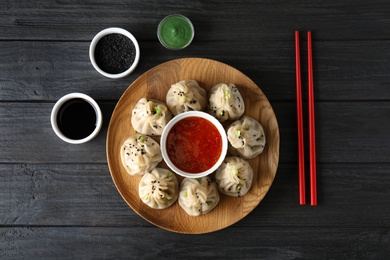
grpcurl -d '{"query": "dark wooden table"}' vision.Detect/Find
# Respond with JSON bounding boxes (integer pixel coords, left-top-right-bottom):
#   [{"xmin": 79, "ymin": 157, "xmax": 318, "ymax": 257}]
[{"xmin": 1, "ymin": 1, "xmax": 389, "ymax": 258}]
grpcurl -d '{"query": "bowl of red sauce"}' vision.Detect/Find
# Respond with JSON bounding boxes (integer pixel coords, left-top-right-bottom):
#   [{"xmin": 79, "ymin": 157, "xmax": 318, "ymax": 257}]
[{"xmin": 161, "ymin": 111, "xmax": 228, "ymax": 178}]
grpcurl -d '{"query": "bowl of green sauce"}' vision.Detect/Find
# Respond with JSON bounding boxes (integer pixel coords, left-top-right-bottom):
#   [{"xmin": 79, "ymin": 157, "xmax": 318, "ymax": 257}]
[
  {"xmin": 89, "ymin": 27, "xmax": 140, "ymax": 79},
  {"xmin": 157, "ymin": 14, "xmax": 195, "ymax": 50}
]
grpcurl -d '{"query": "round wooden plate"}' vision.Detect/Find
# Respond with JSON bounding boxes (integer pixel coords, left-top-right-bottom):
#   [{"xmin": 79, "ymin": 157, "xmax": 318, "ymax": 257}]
[{"xmin": 106, "ymin": 58, "xmax": 279, "ymax": 234}]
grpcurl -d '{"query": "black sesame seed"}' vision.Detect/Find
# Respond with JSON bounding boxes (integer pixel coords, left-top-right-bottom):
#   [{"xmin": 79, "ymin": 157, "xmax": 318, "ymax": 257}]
[{"xmin": 94, "ymin": 33, "xmax": 136, "ymax": 74}]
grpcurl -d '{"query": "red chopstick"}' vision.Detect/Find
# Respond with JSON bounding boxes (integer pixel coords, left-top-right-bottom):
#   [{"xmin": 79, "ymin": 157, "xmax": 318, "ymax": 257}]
[
  {"xmin": 307, "ymin": 31, "xmax": 317, "ymax": 206},
  {"xmin": 295, "ymin": 31, "xmax": 306, "ymax": 205}
]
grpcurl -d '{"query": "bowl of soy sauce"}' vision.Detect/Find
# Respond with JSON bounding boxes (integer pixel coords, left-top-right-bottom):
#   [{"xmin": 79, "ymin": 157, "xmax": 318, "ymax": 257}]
[
  {"xmin": 89, "ymin": 27, "xmax": 140, "ymax": 79},
  {"xmin": 51, "ymin": 93, "xmax": 103, "ymax": 144}
]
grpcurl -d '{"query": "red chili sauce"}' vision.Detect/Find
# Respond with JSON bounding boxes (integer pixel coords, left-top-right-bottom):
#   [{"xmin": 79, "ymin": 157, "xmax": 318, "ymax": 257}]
[{"xmin": 166, "ymin": 116, "xmax": 222, "ymax": 173}]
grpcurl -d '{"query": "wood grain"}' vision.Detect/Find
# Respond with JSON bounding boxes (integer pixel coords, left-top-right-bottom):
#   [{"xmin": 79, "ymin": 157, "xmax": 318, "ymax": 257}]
[
  {"xmin": 1, "ymin": 0, "xmax": 390, "ymax": 257},
  {"xmin": 1, "ymin": 163, "xmax": 390, "ymax": 228},
  {"xmin": 1, "ymin": 1, "xmax": 389, "ymax": 41},
  {"xmin": 1, "ymin": 101, "xmax": 390, "ymax": 164},
  {"xmin": 106, "ymin": 58, "xmax": 280, "ymax": 233},
  {"xmin": 1, "ymin": 40, "xmax": 390, "ymax": 102},
  {"xmin": 1, "ymin": 226, "xmax": 389, "ymax": 259}
]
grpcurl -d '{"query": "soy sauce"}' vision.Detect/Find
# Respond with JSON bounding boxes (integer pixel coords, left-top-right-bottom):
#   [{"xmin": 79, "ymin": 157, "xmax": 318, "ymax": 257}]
[{"xmin": 57, "ymin": 98, "xmax": 97, "ymax": 140}]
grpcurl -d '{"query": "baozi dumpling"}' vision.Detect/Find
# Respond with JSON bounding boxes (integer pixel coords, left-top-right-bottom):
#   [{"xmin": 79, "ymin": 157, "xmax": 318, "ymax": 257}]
[
  {"xmin": 215, "ymin": 156, "xmax": 253, "ymax": 197},
  {"xmin": 227, "ymin": 116, "xmax": 266, "ymax": 159},
  {"xmin": 131, "ymin": 98, "xmax": 172, "ymax": 136},
  {"xmin": 139, "ymin": 168, "xmax": 179, "ymax": 209},
  {"xmin": 178, "ymin": 177, "xmax": 219, "ymax": 216},
  {"xmin": 208, "ymin": 83, "xmax": 245, "ymax": 122},
  {"xmin": 120, "ymin": 134, "xmax": 162, "ymax": 176},
  {"xmin": 166, "ymin": 80, "xmax": 208, "ymax": 115}
]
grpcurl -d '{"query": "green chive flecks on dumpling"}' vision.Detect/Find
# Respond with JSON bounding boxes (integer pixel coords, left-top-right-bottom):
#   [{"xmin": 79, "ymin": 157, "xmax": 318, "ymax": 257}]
[
  {"xmin": 166, "ymin": 80, "xmax": 208, "ymax": 116},
  {"xmin": 120, "ymin": 134, "xmax": 162, "ymax": 176},
  {"xmin": 178, "ymin": 176, "xmax": 219, "ymax": 216},
  {"xmin": 131, "ymin": 97, "xmax": 172, "ymax": 136},
  {"xmin": 208, "ymin": 83, "xmax": 245, "ymax": 122},
  {"xmin": 215, "ymin": 156, "xmax": 253, "ymax": 197},
  {"xmin": 139, "ymin": 168, "xmax": 179, "ymax": 209},
  {"xmin": 227, "ymin": 116, "xmax": 266, "ymax": 159}
]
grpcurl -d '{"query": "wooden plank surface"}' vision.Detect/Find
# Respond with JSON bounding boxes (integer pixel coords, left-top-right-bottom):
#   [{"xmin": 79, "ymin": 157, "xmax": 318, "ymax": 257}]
[
  {"xmin": 1, "ymin": 40, "xmax": 389, "ymax": 102},
  {"xmin": 0, "ymin": 163, "xmax": 389, "ymax": 228},
  {"xmin": 0, "ymin": 1, "xmax": 389, "ymax": 41},
  {"xmin": 1, "ymin": 226, "xmax": 390, "ymax": 259},
  {"xmin": 0, "ymin": 102, "xmax": 389, "ymax": 164},
  {"xmin": 1, "ymin": 0, "xmax": 389, "ymax": 258}
]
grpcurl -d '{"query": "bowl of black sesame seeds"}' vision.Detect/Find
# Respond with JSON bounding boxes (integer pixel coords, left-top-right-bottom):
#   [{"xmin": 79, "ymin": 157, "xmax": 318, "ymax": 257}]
[{"xmin": 89, "ymin": 27, "xmax": 140, "ymax": 79}]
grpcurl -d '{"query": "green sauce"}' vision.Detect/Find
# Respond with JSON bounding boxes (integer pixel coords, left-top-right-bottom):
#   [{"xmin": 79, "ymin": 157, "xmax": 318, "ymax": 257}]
[{"xmin": 158, "ymin": 15, "xmax": 194, "ymax": 50}]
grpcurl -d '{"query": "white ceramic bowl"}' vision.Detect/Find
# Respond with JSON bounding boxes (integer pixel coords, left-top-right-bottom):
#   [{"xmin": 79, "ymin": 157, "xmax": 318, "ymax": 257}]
[
  {"xmin": 89, "ymin": 27, "xmax": 140, "ymax": 79},
  {"xmin": 51, "ymin": 93, "xmax": 103, "ymax": 144},
  {"xmin": 161, "ymin": 111, "xmax": 228, "ymax": 178}
]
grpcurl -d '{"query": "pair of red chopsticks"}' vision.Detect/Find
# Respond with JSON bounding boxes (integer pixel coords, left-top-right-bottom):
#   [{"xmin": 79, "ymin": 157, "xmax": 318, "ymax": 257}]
[{"xmin": 295, "ymin": 31, "xmax": 317, "ymax": 206}]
